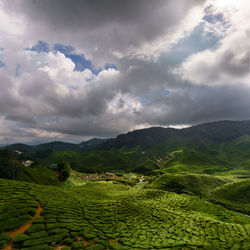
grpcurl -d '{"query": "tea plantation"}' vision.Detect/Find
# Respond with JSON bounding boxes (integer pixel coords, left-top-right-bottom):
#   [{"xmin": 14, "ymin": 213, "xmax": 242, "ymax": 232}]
[{"xmin": 0, "ymin": 178, "xmax": 249, "ymax": 250}]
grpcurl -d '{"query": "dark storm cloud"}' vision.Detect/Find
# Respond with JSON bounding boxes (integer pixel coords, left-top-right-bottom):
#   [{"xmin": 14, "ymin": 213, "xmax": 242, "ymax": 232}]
[
  {"xmin": 4, "ymin": 0, "xmax": 199, "ymax": 35},
  {"xmin": 218, "ymin": 50, "xmax": 249, "ymax": 77},
  {"xmin": 0, "ymin": 71, "xmax": 23, "ymax": 115},
  {"xmin": 1, "ymin": 0, "xmax": 250, "ymax": 144},
  {"xmin": 2, "ymin": 0, "xmax": 205, "ymax": 62},
  {"xmin": 28, "ymin": 83, "xmax": 250, "ymax": 138},
  {"xmin": 44, "ymin": 116, "xmax": 131, "ymax": 138},
  {"xmin": 17, "ymin": 71, "xmax": 114, "ymax": 119},
  {"xmin": 138, "ymin": 85, "xmax": 250, "ymax": 126}
]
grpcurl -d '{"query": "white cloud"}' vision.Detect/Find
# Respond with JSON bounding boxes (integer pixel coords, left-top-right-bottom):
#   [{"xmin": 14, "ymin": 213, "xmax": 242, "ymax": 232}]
[
  {"xmin": 172, "ymin": 0, "xmax": 250, "ymax": 86},
  {"xmin": 95, "ymin": 68, "xmax": 120, "ymax": 82},
  {"xmin": 0, "ymin": 2, "xmax": 25, "ymax": 36},
  {"xmin": 107, "ymin": 92, "xmax": 142, "ymax": 115},
  {"xmin": 1, "ymin": 0, "xmax": 250, "ymax": 144},
  {"xmin": 1, "ymin": 0, "xmax": 209, "ymax": 64},
  {"xmin": 39, "ymin": 52, "xmax": 93, "ymax": 90}
]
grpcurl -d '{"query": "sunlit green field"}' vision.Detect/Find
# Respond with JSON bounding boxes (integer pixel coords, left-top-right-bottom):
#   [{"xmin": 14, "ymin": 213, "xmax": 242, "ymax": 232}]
[{"xmin": 0, "ymin": 178, "xmax": 249, "ymax": 250}]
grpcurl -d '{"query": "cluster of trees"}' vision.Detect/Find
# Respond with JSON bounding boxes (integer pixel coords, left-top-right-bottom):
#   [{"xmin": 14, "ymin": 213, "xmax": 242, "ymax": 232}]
[
  {"xmin": 0, "ymin": 149, "xmax": 70, "ymax": 185},
  {"xmin": 57, "ymin": 161, "xmax": 71, "ymax": 181},
  {"xmin": 0, "ymin": 149, "xmax": 21, "ymax": 180}
]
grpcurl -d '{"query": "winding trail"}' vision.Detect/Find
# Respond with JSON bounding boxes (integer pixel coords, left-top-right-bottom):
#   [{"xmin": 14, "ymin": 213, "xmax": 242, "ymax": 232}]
[
  {"xmin": 54, "ymin": 245, "xmax": 68, "ymax": 250},
  {"xmin": 3, "ymin": 202, "xmax": 43, "ymax": 250}
]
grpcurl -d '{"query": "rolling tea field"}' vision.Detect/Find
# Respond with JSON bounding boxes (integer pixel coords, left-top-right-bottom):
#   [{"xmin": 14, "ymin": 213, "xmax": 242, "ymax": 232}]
[{"xmin": 0, "ymin": 178, "xmax": 249, "ymax": 250}]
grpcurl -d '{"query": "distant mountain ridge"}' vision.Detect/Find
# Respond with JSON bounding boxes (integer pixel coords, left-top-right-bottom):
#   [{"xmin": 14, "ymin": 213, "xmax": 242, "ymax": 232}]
[
  {"xmin": 2, "ymin": 120, "xmax": 250, "ymax": 181},
  {"xmin": 4, "ymin": 120, "xmax": 250, "ymax": 153},
  {"xmin": 96, "ymin": 120, "xmax": 250, "ymax": 150},
  {"xmin": 5, "ymin": 138, "xmax": 108, "ymax": 152}
]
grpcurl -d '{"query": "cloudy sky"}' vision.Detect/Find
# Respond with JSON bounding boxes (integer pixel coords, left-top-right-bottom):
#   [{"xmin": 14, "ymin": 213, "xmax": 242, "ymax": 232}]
[{"xmin": 0, "ymin": 0, "xmax": 249, "ymax": 144}]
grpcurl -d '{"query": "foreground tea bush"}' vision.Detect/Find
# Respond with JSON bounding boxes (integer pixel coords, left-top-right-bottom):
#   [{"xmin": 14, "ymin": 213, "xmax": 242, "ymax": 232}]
[{"xmin": 0, "ymin": 178, "xmax": 249, "ymax": 249}]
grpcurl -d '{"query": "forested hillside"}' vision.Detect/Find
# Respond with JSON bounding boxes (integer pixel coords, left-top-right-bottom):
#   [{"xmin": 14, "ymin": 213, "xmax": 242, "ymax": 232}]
[{"xmin": 0, "ymin": 121, "xmax": 250, "ymax": 249}]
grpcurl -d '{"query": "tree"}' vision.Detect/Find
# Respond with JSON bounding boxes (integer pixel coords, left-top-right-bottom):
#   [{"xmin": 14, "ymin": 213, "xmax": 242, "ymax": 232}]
[
  {"xmin": 57, "ymin": 161, "xmax": 71, "ymax": 181},
  {"xmin": 0, "ymin": 149, "xmax": 20, "ymax": 180}
]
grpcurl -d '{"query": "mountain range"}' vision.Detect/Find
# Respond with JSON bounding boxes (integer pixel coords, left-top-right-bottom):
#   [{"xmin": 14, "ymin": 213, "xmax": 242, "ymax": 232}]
[
  {"xmin": 0, "ymin": 120, "xmax": 250, "ymax": 249},
  {"xmin": 5, "ymin": 138, "xmax": 108, "ymax": 152},
  {"xmin": 5, "ymin": 120, "xmax": 250, "ymax": 152},
  {"xmin": 97, "ymin": 120, "xmax": 250, "ymax": 150}
]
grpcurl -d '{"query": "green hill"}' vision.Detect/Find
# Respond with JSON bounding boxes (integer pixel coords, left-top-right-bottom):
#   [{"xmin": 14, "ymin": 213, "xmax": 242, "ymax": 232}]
[
  {"xmin": 97, "ymin": 120, "xmax": 250, "ymax": 150},
  {"xmin": 3, "ymin": 121, "xmax": 250, "ymax": 176},
  {"xmin": 209, "ymin": 179, "xmax": 250, "ymax": 215},
  {"xmin": 0, "ymin": 179, "xmax": 249, "ymax": 249},
  {"xmin": 6, "ymin": 138, "xmax": 108, "ymax": 153},
  {"xmin": 16, "ymin": 165, "xmax": 59, "ymax": 186},
  {"xmin": 1, "ymin": 121, "xmax": 250, "ymax": 249},
  {"xmin": 148, "ymin": 173, "xmax": 231, "ymax": 196},
  {"xmin": 0, "ymin": 149, "xmax": 58, "ymax": 185}
]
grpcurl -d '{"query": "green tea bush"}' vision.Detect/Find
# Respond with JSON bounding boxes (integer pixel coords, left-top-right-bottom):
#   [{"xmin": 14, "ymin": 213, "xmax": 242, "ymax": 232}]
[
  {"xmin": 25, "ymin": 223, "xmax": 45, "ymax": 234},
  {"xmin": 62, "ymin": 237, "xmax": 74, "ymax": 245},
  {"xmin": 27, "ymin": 208, "xmax": 37, "ymax": 216},
  {"xmin": 209, "ymin": 179, "xmax": 250, "ymax": 214},
  {"xmin": 29, "ymin": 231, "xmax": 48, "ymax": 239},
  {"xmin": 21, "ymin": 244, "xmax": 54, "ymax": 250},
  {"xmin": 0, "ymin": 233, "xmax": 10, "ymax": 249},
  {"xmin": 72, "ymin": 241, "xmax": 84, "ymax": 250},
  {"xmin": 86, "ymin": 244, "xmax": 105, "ymax": 250},
  {"xmin": 33, "ymin": 216, "xmax": 44, "ymax": 224},
  {"xmin": 0, "ymin": 178, "xmax": 249, "ymax": 249},
  {"xmin": 13, "ymin": 233, "xmax": 30, "ymax": 243},
  {"xmin": 22, "ymin": 237, "xmax": 51, "ymax": 247}
]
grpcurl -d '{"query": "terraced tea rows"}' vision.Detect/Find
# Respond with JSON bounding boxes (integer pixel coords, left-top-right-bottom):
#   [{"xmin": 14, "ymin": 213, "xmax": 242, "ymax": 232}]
[{"xmin": 0, "ymin": 179, "xmax": 249, "ymax": 249}]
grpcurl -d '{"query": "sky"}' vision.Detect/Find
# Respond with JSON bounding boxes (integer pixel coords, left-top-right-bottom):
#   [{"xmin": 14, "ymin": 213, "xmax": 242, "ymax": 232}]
[{"xmin": 0, "ymin": 0, "xmax": 250, "ymax": 144}]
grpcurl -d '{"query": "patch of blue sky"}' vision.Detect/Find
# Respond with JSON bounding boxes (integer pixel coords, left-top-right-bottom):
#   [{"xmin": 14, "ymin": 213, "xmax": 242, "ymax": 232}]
[
  {"xmin": 0, "ymin": 60, "xmax": 5, "ymax": 68},
  {"xmin": 140, "ymin": 96, "xmax": 151, "ymax": 106},
  {"xmin": 163, "ymin": 90, "xmax": 170, "ymax": 96},
  {"xmin": 53, "ymin": 43, "xmax": 99, "ymax": 74},
  {"xmin": 28, "ymin": 40, "xmax": 50, "ymax": 53},
  {"xmin": 27, "ymin": 41, "xmax": 118, "ymax": 76},
  {"xmin": 158, "ymin": 20, "xmax": 224, "ymax": 68},
  {"xmin": 203, "ymin": 12, "xmax": 224, "ymax": 24},
  {"xmin": 91, "ymin": 67, "xmax": 102, "ymax": 75},
  {"xmin": 67, "ymin": 53, "xmax": 92, "ymax": 71},
  {"xmin": 174, "ymin": 22, "xmax": 221, "ymax": 53},
  {"xmin": 15, "ymin": 64, "xmax": 21, "ymax": 76},
  {"xmin": 53, "ymin": 43, "xmax": 117, "ymax": 75},
  {"xmin": 69, "ymin": 53, "xmax": 104, "ymax": 75},
  {"xmin": 202, "ymin": 5, "xmax": 226, "ymax": 25},
  {"xmin": 53, "ymin": 43, "xmax": 74, "ymax": 55},
  {"xmin": 0, "ymin": 48, "xmax": 5, "ymax": 67},
  {"xmin": 140, "ymin": 90, "xmax": 170, "ymax": 106},
  {"xmin": 104, "ymin": 63, "xmax": 118, "ymax": 70}
]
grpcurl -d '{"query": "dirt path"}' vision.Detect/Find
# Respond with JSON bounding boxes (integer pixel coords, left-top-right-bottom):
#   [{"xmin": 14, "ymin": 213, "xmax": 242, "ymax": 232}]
[
  {"xmin": 54, "ymin": 245, "xmax": 69, "ymax": 250},
  {"xmin": 3, "ymin": 202, "xmax": 43, "ymax": 250}
]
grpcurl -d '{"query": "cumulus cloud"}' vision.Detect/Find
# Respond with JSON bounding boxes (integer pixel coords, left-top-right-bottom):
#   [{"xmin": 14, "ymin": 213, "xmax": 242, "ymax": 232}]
[
  {"xmin": 172, "ymin": 0, "xmax": 250, "ymax": 86},
  {"xmin": 0, "ymin": 49, "xmax": 139, "ymax": 141},
  {"xmin": 0, "ymin": 0, "xmax": 250, "ymax": 144}
]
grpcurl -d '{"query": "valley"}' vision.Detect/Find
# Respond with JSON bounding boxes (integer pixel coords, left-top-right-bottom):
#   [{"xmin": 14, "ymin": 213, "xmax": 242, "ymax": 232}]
[{"xmin": 0, "ymin": 121, "xmax": 250, "ymax": 249}]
